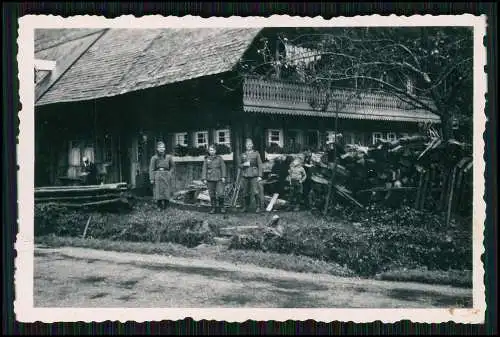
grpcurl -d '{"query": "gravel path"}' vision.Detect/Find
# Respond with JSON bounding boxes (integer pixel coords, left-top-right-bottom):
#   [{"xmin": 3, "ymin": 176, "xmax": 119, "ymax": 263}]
[{"xmin": 34, "ymin": 246, "xmax": 472, "ymax": 308}]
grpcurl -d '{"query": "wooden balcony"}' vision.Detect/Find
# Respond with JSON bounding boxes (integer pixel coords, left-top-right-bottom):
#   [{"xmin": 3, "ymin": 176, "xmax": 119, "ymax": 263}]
[{"xmin": 242, "ymin": 77, "xmax": 441, "ymax": 123}]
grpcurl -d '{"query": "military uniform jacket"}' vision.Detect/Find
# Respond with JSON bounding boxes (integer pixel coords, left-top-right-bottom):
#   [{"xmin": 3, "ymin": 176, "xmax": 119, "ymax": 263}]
[
  {"xmin": 240, "ymin": 150, "xmax": 263, "ymax": 178},
  {"xmin": 202, "ymin": 155, "xmax": 227, "ymax": 181}
]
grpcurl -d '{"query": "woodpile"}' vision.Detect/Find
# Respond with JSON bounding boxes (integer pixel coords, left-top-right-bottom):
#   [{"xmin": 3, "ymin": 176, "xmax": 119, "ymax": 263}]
[
  {"xmin": 263, "ymin": 134, "xmax": 472, "ymax": 219},
  {"xmin": 35, "ymin": 182, "xmax": 132, "ymax": 209}
]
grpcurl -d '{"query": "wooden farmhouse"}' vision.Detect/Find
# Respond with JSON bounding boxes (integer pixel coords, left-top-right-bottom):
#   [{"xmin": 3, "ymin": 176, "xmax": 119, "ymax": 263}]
[{"xmin": 34, "ymin": 28, "xmax": 441, "ymax": 191}]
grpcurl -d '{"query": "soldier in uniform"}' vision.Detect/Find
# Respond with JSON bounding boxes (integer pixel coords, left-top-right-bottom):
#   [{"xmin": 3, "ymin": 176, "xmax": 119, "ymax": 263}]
[
  {"xmin": 202, "ymin": 144, "xmax": 227, "ymax": 214},
  {"xmin": 239, "ymin": 138, "xmax": 263, "ymax": 213},
  {"xmin": 149, "ymin": 141, "xmax": 175, "ymax": 209}
]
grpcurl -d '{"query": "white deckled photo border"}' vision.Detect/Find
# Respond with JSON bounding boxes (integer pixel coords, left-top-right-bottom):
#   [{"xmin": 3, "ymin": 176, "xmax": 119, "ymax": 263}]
[{"xmin": 16, "ymin": 14, "xmax": 488, "ymax": 323}]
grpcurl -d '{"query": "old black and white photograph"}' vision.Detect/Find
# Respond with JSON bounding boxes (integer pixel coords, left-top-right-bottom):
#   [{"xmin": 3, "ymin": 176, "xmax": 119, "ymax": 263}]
[{"xmin": 16, "ymin": 15, "xmax": 486, "ymax": 323}]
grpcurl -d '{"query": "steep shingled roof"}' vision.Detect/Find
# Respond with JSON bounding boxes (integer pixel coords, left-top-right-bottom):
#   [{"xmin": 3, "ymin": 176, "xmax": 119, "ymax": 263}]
[{"xmin": 35, "ymin": 28, "xmax": 262, "ymax": 106}]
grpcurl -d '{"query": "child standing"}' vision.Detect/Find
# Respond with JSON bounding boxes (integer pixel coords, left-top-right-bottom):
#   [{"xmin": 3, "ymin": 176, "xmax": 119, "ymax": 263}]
[
  {"xmin": 202, "ymin": 144, "xmax": 227, "ymax": 214},
  {"xmin": 287, "ymin": 158, "xmax": 307, "ymax": 211}
]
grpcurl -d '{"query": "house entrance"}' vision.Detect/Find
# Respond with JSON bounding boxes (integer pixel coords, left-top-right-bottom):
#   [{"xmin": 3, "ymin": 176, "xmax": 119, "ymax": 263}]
[{"xmin": 306, "ymin": 130, "xmax": 319, "ymax": 150}]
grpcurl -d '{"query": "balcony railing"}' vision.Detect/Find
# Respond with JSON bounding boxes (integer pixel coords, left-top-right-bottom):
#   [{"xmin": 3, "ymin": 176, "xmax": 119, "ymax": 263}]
[{"xmin": 242, "ymin": 76, "xmax": 432, "ymax": 113}]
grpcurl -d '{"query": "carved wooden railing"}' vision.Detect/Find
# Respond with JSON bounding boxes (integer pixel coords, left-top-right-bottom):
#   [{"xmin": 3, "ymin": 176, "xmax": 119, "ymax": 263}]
[{"xmin": 243, "ymin": 76, "xmax": 431, "ymax": 113}]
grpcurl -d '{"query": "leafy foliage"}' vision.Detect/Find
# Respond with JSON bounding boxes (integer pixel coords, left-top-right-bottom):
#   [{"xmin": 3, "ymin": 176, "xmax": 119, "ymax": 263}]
[{"xmin": 229, "ymin": 206, "xmax": 471, "ymax": 276}]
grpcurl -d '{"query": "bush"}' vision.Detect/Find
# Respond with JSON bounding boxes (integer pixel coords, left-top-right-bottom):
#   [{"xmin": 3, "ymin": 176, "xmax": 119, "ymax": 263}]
[
  {"xmin": 173, "ymin": 145, "xmax": 210, "ymax": 157},
  {"xmin": 173, "ymin": 144, "xmax": 189, "ymax": 157},
  {"xmin": 228, "ymin": 206, "xmax": 472, "ymax": 276},
  {"xmin": 35, "ymin": 202, "xmax": 216, "ymax": 248},
  {"xmin": 215, "ymin": 143, "xmax": 231, "ymax": 155}
]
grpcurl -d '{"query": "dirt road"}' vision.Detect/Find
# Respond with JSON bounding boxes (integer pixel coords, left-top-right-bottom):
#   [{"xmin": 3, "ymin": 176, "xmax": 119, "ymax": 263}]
[{"xmin": 34, "ymin": 246, "xmax": 472, "ymax": 308}]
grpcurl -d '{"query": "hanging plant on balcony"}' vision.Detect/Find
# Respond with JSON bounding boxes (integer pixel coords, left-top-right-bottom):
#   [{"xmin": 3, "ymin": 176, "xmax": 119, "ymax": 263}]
[{"xmin": 308, "ymin": 83, "xmax": 331, "ymax": 112}]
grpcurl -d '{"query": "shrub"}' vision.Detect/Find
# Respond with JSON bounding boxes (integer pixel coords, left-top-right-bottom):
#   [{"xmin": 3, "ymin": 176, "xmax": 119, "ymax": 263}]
[
  {"xmin": 173, "ymin": 145, "xmax": 210, "ymax": 157},
  {"xmin": 215, "ymin": 143, "xmax": 231, "ymax": 155},
  {"xmin": 173, "ymin": 144, "xmax": 189, "ymax": 157},
  {"xmin": 228, "ymin": 206, "xmax": 472, "ymax": 276}
]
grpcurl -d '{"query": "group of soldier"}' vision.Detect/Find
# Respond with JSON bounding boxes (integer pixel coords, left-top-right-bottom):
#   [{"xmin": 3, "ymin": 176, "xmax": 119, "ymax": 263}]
[{"xmin": 149, "ymin": 136, "xmax": 342, "ymax": 213}]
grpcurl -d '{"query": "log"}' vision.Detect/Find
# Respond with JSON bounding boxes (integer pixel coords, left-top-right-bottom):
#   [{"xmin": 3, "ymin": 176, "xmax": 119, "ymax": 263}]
[
  {"xmin": 35, "ymin": 188, "xmax": 127, "ymax": 196},
  {"xmin": 336, "ymin": 189, "xmax": 364, "ymax": 209},
  {"xmin": 47, "ymin": 198, "xmax": 127, "ymax": 208},
  {"xmin": 357, "ymin": 186, "xmax": 417, "ymax": 193},
  {"xmin": 36, "ymin": 182, "xmax": 127, "ymax": 191},
  {"xmin": 82, "ymin": 215, "xmax": 92, "ymax": 239},
  {"xmin": 266, "ymin": 193, "xmax": 279, "ymax": 212},
  {"xmin": 35, "ymin": 193, "xmax": 122, "ymax": 202},
  {"xmin": 446, "ymin": 167, "xmax": 458, "ymax": 226},
  {"xmin": 265, "ymin": 215, "xmax": 280, "ymax": 227}
]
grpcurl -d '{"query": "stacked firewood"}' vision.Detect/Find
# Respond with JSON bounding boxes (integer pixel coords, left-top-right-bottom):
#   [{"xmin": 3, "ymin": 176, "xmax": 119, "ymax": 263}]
[
  {"xmin": 263, "ymin": 134, "xmax": 472, "ymax": 217},
  {"xmin": 35, "ymin": 183, "xmax": 132, "ymax": 209}
]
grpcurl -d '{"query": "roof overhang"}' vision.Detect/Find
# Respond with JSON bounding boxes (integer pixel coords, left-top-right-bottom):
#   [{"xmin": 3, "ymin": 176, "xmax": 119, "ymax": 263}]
[{"xmin": 244, "ymin": 105, "xmax": 441, "ymax": 124}]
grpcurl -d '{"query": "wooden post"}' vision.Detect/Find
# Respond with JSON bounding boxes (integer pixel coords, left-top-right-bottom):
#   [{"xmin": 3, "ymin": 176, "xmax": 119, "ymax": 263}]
[
  {"xmin": 323, "ymin": 101, "xmax": 339, "ymax": 215},
  {"xmin": 438, "ymin": 169, "xmax": 449, "ymax": 211},
  {"xmin": 232, "ymin": 121, "xmax": 242, "ymax": 180},
  {"xmin": 415, "ymin": 170, "xmax": 424, "ymax": 209},
  {"xmin": 419, "ymin": 170, "xmax": 431, "ymax": 210},
  {"xmin": 446, "ymin": 166, "xmax": 458, "ymax": 226},
  {"xmin": 118, "ymin": 134, "xmax": 122, "ymax": 183}
]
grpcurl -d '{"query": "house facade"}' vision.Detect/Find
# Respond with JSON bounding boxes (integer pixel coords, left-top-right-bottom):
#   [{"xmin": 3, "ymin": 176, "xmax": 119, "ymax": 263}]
[{"xmin": 34, "ymin": 28, "xmax": 440, "ymax": 190}]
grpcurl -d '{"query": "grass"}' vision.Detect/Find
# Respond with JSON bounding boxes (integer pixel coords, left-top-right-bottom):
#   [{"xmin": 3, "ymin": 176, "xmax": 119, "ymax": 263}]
[
  {"xmin": 35, "ymin": 200, "xmax": 473, "ymax": 287},
  {"xmin": 36, "ymin": 235, "xmax": 356, "ymax": 278},
  {"xmin": 375, "ymin": 268, "xmax": 473, "ymax": 288}
]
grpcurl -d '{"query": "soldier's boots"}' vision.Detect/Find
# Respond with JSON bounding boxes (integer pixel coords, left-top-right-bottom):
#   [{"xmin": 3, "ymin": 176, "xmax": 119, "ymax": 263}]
[
  {"xmin": 209, "ymin": 198, "xmax": 217, "ymax": 214},
  {"xmin": 241, "ymin": 196, "xmax": 249, "ymax": 213},
  {"xmin": 218, "ymin": 197, "xmax": 226, "ymax": 214},
  {"xmin": 255, "ymin": 195, "xmax": 262, "ymax": 213}
]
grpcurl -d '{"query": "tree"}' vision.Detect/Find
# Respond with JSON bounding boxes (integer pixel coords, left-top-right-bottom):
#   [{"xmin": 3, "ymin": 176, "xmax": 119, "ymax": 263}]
[{"xmin": 234, "ymin": 27, "xmax": 474, "ymax": 141}]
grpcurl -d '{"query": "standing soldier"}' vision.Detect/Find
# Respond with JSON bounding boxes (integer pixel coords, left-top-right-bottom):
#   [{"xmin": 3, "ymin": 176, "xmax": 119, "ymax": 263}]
[
  {"xmin": 239, "ymin": 138, "xmax": 263, "ymax": 213},
  {"xmin": 149, "ymin": 141, "xmax": 175, "ymax": 209},
  {"xmin": 202, "ymin": 144, "xmax": 227, "ymax": 214}
]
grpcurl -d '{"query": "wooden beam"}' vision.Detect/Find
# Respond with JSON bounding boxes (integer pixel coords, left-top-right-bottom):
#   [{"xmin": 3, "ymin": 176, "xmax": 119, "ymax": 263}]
[
  {"xmin": 35, "ymin": 29, "xmax": 108, "ymax": 103},
  {"xmin": 34, "ymin": 59, "xmax": 56, "ymax": 71}
]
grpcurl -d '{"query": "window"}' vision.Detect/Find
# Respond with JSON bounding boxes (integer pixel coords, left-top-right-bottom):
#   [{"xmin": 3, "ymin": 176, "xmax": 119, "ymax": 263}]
[
  {"xmin": 387, "ymin": 132, "xmax": 397, "ymax": 142},
  {"xmin": 103, "ymin": 135, "xmax": 113, "ymax": 163},
  {"xmin": 326, "ymin": 131, "xmax": 342, "ymax": 143},
  {"xmin": 69, "ymin": 141, "xmax": 82, "ymax": 166},
  {"xmin": 344, "ymin": 132, "xmax": 356, "ymax": 145},
  {"xmin": 195, "ymin": 131, "xmax": 208, "ymax": 148},
  {"xmin": 267, "ymin": 129, "xmax": 283, "ymax": 147},
  {"xmin": 406, "ymin": 79, "xmax": 415, "ymax": 95},
  {"xmin": 306, "ymin": 130, "xmax": 319, "ymax": 149},
  {"xmin": 215, "ymin": 129, "xmax": 231, "ymax": 148},
  {"xmin": 68, "ymin": 140, "xmax": 95, "ymax": 178},
  {"xmin": 69, "ymin": 140, "xmax": 94, "ymax": 165},
  {"xmin": 175, "ymin": 132, "xmax": 188, "ymax": 147},
  {"xmin": 372, "ymin": 132, "xmax": 384, "ymax": 145}
]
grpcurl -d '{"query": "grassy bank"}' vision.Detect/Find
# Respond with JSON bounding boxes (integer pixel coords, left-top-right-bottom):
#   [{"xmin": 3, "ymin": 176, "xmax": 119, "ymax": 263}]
[
  {"xmin": 36, "ymin": 235, "xmax": 356, "ymax": 278},
  {"xmin": 35, "ymin": 200, "xmax": 472, "ymax": 287}
]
